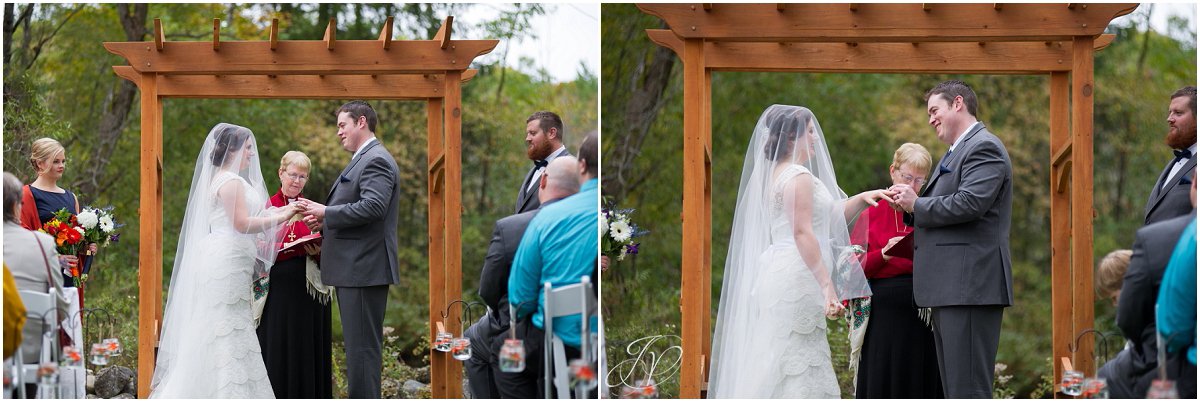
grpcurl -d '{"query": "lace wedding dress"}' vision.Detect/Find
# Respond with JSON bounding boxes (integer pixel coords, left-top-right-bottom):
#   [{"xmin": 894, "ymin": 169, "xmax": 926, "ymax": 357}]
[{"xmin": 151, "ymin": 123, "xmax": 283, "ymax": 399}]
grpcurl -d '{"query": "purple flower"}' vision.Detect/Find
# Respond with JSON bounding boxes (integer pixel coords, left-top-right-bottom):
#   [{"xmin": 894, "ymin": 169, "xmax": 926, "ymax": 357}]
[
  {"xmin": 110, "ymin": 233, "xmax": 121, "ymax": 243},
  {"xmin": 626, "ymin": 243, "xmax": 640, "ymax": 255}
]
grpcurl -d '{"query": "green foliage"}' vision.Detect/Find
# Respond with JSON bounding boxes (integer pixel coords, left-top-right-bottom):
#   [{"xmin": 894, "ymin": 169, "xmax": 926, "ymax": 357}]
[
  {"xmin": 602, "ymin": 3, "xmax": 1196, "ymax": 398},
  {"xmin": 3, "ymin": 4, "xmax": 593, "ymax": 396}
]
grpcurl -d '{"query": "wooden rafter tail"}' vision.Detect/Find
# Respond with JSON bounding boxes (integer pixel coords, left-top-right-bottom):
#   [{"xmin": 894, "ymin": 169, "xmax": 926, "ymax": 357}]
[
  {"xmin": 212, "ymin": 19, "xmax": 220, "ymax": 51},
  {"xmin": 269, "ymin": 18, "xmax": 279, "ymax": 50},
  {"xmin": 645, "ymin": 29, "xmax": 684, "ymax": 57},
  {"xmin": 462, "ymin": 69, "xmax": 478, "ymax": 82},
  {"xmin": 153, "ymin": 19, "xmax": 164, "ymax": 51},
  {"xmin": 434, "ymin": 16, "xmax": 454, "ymax": 50},
  {"xmin": 379, "ymin": 16, "xmax": 394, "ymax": 50},
  {"xmin": 324, "ymin": 18, "xmax": 336, "ymax": 50}
]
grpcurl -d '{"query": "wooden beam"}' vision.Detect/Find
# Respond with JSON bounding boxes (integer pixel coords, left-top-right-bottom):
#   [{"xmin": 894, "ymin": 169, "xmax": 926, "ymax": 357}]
[
  {"xmin": 923, "ymin": 3, "xmax": 931, "ymax": 12},
  {"xmin": 379, "ymin": 16, "xmax": 393, "ymax": 50},
  {"xmin": 1071, "ymin": 35, "xmax": 1096, "ymax": 378},
  {"xmin": 124, "ymin": 69, "xmax": 478, "ymax": 99},
  {"xmin": 153, "ymin": 19, "xmax": 163, "ymax": 51},
  {"xmin": 212, "ymin": 19, "xmax": 220, "ymax": 51},
  {"xmin": 323, "ymin": 18, "xmax": 336, "ymax": 50},
  {"xmin": 269, "ymin": 18, "xmax": 278, "ymax": 50},
  {"xmin": 703, "ymin": 4, "xmax": 712, "ymax": 11},
  {"xmin": 434, "ymin": 16, "xmax": 454, "ymax": 49},
  {"xmin": 136, "ymin": 72, "xmax": 162, "ymax": 398},
  {"xmin": 994, "ymin": 3, "xmax": 1003, "ymax": 11},
  {"xmin": 680, "ymin": 37, "xmax": 706, "ymax": 399},
  {"xmin": 443, "ymin": 69, "xmax": 465, "ymax": 399},
  {"xmin": 104, "ymin": 39, "xmax": 499, "ymax": 75},
  {"xmin": 776, "ymin": 4, "xmax": 785, "ymax": 12},
  {"xmin": 426, "ymin": 97, "xmax": 449, "ymax": 398},
  {"xmin": 849, "ymin": 3, "xmax": 858, "ymax": 12},
  {"xmin": 700, "ymin": 66, "xmax": 713, "ymax": 388},
  {"xmin": 646, "ymin": 30, "xmax": 1107, "ymax": 74},
  {"xmin": 638, "ymin": 3, "xmax": 1137, "ymax": 42},
  {"xmin": 1094, "ymin": 33, "xmax": 1116, "ymax": 51},
  {"xmin": 1049, "ymin": 71, "xmax": 1072, "ymax": 393}
]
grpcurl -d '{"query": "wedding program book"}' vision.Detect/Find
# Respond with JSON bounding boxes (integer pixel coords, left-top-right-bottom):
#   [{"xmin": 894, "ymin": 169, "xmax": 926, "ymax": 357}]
[{"xmin": 882, "ymin": 231, "xmax": 915, "ymax": 260}]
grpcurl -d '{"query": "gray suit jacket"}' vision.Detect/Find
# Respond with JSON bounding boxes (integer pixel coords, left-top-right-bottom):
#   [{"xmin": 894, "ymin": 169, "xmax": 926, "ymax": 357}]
[
  {"xmin": 907, "ymin": 123, "xmax": 1014, "ymax": 307},
  {"xmin": 320, "ymin": 140, "xmax": 402, "ymax": 287},
  {"xmin": 1144, "ymin": 155, "xmax": 1195, "ymax": 225},
  {"xmin": 1114, "ymin": 212, "xmax": 1193, "ymax": 389},
  {"xmin": 478, "ymin": 207, "xmax": 544, "ymax": 339},
  {"xmin": 3, "ymin": 222, "xmax": 69, "ymax": 363},
  {"xmin": 515, "ymin": 148, "xmax": 571, "ymax": 214}
]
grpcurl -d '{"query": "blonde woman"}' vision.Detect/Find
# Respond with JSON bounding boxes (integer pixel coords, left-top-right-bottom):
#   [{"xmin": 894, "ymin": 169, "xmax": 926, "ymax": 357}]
[
  {"xmin": 255, "ymin": 151, "xmax": 332, "ymax": 398},
  {"xmin": 20, "ymin": 138, "xmax": 91, "ymax": 286}
]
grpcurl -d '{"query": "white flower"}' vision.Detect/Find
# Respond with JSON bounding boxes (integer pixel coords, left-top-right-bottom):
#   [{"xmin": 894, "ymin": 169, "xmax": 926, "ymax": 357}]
[
  {"xmin": 74, "ymin": 227, "xmax": 86, "ymax": 236},
  {"xmin": 599, "ymin": 213, "xmax": 609, "ymax": 236},
  {"xmin": 618, "ymin": 246, "xmax": 628, "ymax": 261},
  {"xmin": 609, "ymin": 220, "xmax": 632, "ymax": 243},
  {"xmin": 77, "ymin": 209, "xmax": 99, "ymax": 229},
  {"xmin": 99, "ymin": 215, "xmax": 115, "ymax": 233}
]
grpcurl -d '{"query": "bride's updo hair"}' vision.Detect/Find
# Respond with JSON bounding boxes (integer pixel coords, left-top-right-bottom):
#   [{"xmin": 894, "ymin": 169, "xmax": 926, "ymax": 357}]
[
  {"xmin": 763, "ymin": 108, "xmax": 813, "ymax": 161},
  {"xmin": 210, "ymin": 124, "xmax": 253, "ymax": 166}
]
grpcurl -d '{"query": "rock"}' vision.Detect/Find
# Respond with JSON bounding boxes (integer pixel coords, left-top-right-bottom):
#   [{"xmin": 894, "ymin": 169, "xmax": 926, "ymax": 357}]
[
  {"xmin": 85, "ymin": 394, "xmax": 98, "ymax": 399},
  {"xmin": 400, "ymin": 380, "xmax": 428, "ymax": 399},
  {"xmin": 123, "ymin": 369, "xmax": 137, "ymax": 396},
  {"xmin": 112, "ymin": 393, "xmax": 135, "ymax": 399},
  {"xmin": 414, "ymin": 366, "xmax": 431, "ymax": 384},
  {"xmin": 381, "ymin": 378, "xmax": 400, "ymax": 399},
  {"xmin": 94, "ymin": 366, "xmax": 134, "ymax": 399},
  {"xmin": 86, "ymin": 373, "xmax": 96, "ymax": 392},
  {"xmin": 462, "ymin": 378, "xmax": 473, "ymax": 399}
]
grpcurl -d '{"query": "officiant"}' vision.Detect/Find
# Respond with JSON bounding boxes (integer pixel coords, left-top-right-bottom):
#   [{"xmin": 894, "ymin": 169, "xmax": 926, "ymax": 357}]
[{"xmin": 256, "ymin": 150, "xmax": 333, "ymax": 398}]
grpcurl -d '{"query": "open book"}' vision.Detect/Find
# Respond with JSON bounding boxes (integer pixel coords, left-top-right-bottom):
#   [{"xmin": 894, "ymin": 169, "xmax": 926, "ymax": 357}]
[
  {"xmin": 882, "ymin": 231, "xmax": 915, "ymax": 260},
  {"xmin": 280, "ymin": 232, "xmax": 322, "ymax": 254}
]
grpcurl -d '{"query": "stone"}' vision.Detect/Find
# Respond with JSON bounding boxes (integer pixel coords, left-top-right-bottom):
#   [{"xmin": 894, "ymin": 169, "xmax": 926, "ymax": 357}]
[
  {"xmin": 462, "ymin": 378, "xmax": 473, "ymax": 399},
  {"xmin": 85, "ymin": 394, "xmax": 98, "ymax": 399},
  {"xmin": 401, "ymin": 380, "xmax": 428, "ymax": 399},
  {"xmin": 414, "ymin": 366, "xmax": 431, "ymax": 384},
  {"xmin": 94, "ymin": 366, "xmax": 133, "ymax": 399},
  {"xmin": 123, "ymin": 369, "xmax": 137, "ymax": 396},
  {"xmin": 86, "ymin": 373, "xmax": 95, "ymax": 392},
  {"xmin": 381, "ymin": 378, "xmax": 400, "ymax": 399},
  {"xmin": 112, "ymin": 393, "xmax": 134, "ymax": 399}
]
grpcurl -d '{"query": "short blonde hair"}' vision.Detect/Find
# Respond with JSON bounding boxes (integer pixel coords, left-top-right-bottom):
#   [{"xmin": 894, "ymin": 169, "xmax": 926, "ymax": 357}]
[
  {"xmin": 29, "ymin": 137, "xmax": 65, "ymax": 173},
  {"xmin": 1095, "ymin": 249, "xmax": 1132, "ymax": 300},
  {"xmin": 891, "ymin": 142, "xmax": 932, "ymax": 173},
  {"xmin": 278, "ymin": 151, "xmax": 311, "ymax": 173}
]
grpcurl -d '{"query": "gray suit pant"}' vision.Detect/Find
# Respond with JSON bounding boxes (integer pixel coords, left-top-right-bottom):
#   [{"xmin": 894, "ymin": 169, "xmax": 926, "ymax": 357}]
[
  {"xmin": 337, "ymin": 285, "xmax": 389, "ymax": 399},
  {"xmin": 931, "ymin": 305, "xmax": 1004, "ymax": 398}
]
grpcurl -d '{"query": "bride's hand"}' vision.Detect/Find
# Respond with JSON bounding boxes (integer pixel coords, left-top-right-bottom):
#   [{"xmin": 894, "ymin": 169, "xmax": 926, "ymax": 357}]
[
  {"xmin": 822, "ymin": 287, "xmax": 844, "ymax": 318},
  {"xmin": 862, "ymin": 189, "xmax": 897, "ymax": 207}
]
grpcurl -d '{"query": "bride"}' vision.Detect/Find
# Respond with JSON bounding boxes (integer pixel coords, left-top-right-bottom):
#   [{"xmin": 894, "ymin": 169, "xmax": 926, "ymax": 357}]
[
  {"xmin": 150, "ymin": 124, "xmax": 297, "ymax": 398},
  {"xmin": 708, "ymin": 105, "xmax": 891, "ymax": 398}
]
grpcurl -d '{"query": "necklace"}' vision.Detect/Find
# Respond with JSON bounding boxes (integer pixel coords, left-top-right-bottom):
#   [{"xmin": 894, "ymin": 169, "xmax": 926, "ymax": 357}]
[{"xmin": 893, "ymin": 209, "xmax": 911, "ymax": 234}]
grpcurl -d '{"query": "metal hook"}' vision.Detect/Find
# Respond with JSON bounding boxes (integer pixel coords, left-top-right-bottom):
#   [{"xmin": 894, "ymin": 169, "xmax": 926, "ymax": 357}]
[
  {"xmin": 1067, "ymin": 328, "xmax": 1113, "ymax": 367},
  {"xmin": 508, "ymin": 300, "xmax": 539, "ymax": 339}
]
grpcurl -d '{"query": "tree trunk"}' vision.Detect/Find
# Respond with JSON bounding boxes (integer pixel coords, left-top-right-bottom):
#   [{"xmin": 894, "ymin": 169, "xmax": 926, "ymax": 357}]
[{"xmin": 75, "ymin": 3, "xmax": 147, "ymax": 197}]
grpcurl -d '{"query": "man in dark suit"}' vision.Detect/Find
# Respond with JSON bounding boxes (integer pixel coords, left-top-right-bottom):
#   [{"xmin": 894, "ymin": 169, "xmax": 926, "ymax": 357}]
[
  {"xmin": 516, "ymin": 111, "xmax": 571, "ymax": 213},
  {"xmin": 1145, "ymin": 86, "xmax": 1196, "ymax": 225},
  {"xmin": 464, "ymin": 156, "xmax": 581, "ymax": 398},
  {"xmin": 298, "ymin": 101, "xmax": 401, "ymax": 398},
  {"xmin": 893, "ymin": 80, "xmax": 1014, "ymax": 398},
  {"xmin": 1101, "ymin": 171, "xmax": 1196, "ymax": 398}
]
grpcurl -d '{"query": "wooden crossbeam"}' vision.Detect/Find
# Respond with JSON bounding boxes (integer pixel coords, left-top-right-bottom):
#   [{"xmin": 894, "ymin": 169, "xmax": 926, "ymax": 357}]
[
  {"xmin": 153, "ymin": 18, "xmax": 163, "ymax": 51},
  {"xmin": 324, "ymin": 18, "xmax": 336, "ymax": 50},
  {"xmin": 212, "ymin": 19, "xmax": 220, "ymax": 51},
  {"xmin": 112, "ymin": 66, "xmax": 477, "ymax": 99},
  {"xmin": 434, "ymin": 16, "xmax": 454, "ymax": 49},
  {"xmin": 923, "ymin": 3, "xmax": 931, "ymax": 12},
  {"xmin": 638, "ymin": 3, "xmax": 1137, "ymax": 42},
  {"xmin": 647, "ymin": 30, "xmax": 1115, "ymax": 74},
  {"xmin": 994, "ymin": 4, "xmax": 1003, "ymax": 11},
  {"xmin": 379, "ymin": 16, "xmax": 394, "ymax": 50},
  {"xmin": 776, "ymin": 4, "xmax": 785, "ymax": 12},
  {"xmin": 105, "ymin": 39, "xmax": 498, "ymax": 75},
  {"xmin": 269, "ymin": 18, "xmax": 278, "ymax": 50}
]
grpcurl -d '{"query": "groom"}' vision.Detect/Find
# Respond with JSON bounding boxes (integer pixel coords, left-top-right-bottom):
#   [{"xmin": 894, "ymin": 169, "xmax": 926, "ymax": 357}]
[
  {"xmin": 298, "ymin": 101, "xmax": 401, "ymax": 398},
  {"xmin": 892, "ymin": 80, "xmax": 1014, "ymax": 398}
]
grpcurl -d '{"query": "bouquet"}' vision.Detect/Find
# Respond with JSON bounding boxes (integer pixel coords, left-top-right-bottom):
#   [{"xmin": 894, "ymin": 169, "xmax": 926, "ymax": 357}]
[
  {"xmin": 75, "ymin": 206, "xmax": 122, "ymax": 251},
  {"xmin": 39, "ymin": 207, "xmax": 122, "ymax": 285},
  {"xmin": 601, "ymin": 199, "xmax": 647, "ymax": 261},
  {"xmin": 40, "ymin": 209, "xmax": 87, "ymax": 278}
]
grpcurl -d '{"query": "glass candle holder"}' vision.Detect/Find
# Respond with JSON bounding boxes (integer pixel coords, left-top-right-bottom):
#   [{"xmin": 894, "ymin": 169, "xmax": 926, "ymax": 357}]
[
  {"xmin": 1147, "ymin": 379, "xmax": 1179, "ymax": 399},
  {"xmin": 620, "ymin": 378, "xmax": 657, "ymax": 399},
  {"xmin": 1083, "ymin": 377, "xmax": 1108, "ymax": 399},
  {"xmin": 499, "ymin": 338, "xmax": 525, "ymax": 373},
  {"xmin": 62, "ymin": 345, "xmax": 82, "ymax": 366},
  {"xmin": 90, "ymin": 343, "xmax": 109, "ymax": 366},
  {"xmin": 568, "ymin": 358, "xmax": 597, "ymax": 390},
  {"xmin": 37, "ymin": 362, "xmax": 59, "ymax": 398},
  {"xmin": 450, "ymin": 337, "xmax": 472, "ymax": 361},
  {"xmin": 1060, "ymin": 369, "xmax": 1083, "ymax": 396},
  {"xmin": 102, "ymin": 338, "xmax": 122, "ymax": 357},
  {"xmin": 433, "ymin": 331, "xmax": 453, "ymax": 352}
]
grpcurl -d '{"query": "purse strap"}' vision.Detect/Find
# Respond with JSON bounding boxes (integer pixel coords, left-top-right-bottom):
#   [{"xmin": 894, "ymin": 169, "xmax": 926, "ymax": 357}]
[{"xmin": 30, "ymin": 231, "xmax": 57, "ymax": 284}]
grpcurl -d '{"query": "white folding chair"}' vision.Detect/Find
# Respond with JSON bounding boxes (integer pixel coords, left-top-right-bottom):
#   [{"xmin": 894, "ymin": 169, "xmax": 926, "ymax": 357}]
[
  {"xmin": 542, "ymin": 275, "xmax": 597, "ymax": 399},
  {"xmin": 18, "ymin": 289, "xmax": 61, "ymax": 398}
]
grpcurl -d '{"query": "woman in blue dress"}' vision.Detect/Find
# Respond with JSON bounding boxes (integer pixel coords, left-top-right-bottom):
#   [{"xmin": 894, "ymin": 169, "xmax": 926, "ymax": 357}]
[{"xmin": 20, "ymin": 138, "xmax": 94, "ymax": 287}]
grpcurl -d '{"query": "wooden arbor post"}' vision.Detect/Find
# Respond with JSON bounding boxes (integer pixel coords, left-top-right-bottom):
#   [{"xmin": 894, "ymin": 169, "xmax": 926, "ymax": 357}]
[
  {"xmin": 105, "ymin": 17, "xmax": 496, "ymax": 399},
  {"xmin": 637, "ymin": 3, "xmax": 1136, "ymax": 398}
]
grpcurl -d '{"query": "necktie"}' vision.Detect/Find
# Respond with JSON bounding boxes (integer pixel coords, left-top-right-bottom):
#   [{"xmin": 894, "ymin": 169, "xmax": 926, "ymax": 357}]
[
  {"xmin": 938, "ymin": 149, "xmax": 952, "ymax": 172},
  {"xmin": 534, "ymin": 159, "xmax": 549, "ymax": 169}
]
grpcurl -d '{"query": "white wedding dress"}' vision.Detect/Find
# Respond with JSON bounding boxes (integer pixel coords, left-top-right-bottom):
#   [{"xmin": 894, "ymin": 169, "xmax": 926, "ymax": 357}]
[
  {"xmin": 751, "ymin": 164, "xmax": 840, "ymax": 398},
  {"xmin": 150, "ymin": 173, "xmax": 275, "ymax": 397}
]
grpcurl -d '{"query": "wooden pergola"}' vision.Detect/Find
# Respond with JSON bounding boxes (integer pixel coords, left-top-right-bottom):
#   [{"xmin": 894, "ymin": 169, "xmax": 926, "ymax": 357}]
[
  {"xmin": 104, "ymin": 16, "xmax": 495, "ymax": 398},
  {"xmin": 636, "ymin": 3, "xmax": 1138, "ymax": 398}
]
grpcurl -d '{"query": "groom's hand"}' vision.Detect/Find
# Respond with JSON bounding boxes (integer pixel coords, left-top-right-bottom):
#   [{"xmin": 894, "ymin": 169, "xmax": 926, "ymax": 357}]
[
  {"xmin": 296, "ymin": 198, "xmax": 327, "ymax": 220},
  {"xmin": 890, "ymin": 184, "xmax": 917, "ymax": 213},
  {"xmin": 302, "ymin": 214, "xmax": 323, "ymax": 232}
]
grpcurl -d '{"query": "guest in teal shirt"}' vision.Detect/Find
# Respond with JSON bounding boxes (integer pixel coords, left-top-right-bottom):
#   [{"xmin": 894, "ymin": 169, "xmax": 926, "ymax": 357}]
[
  {"xmin": 1157, "ymin": 218, "xmax": 1196, "ymax": 364},
  {"xmin": 509, "ymin": 134, "xmax": 599, "ymax": 349}
]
